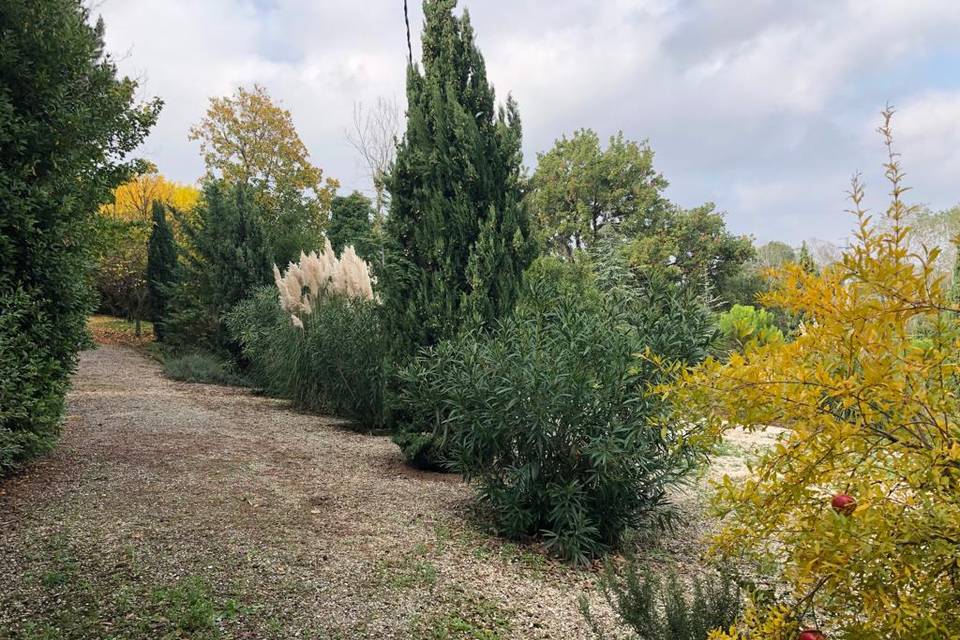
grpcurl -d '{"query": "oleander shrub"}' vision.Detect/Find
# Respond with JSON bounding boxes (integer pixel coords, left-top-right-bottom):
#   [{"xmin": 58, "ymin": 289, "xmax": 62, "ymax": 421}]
[
  {"xmin": 581, "ymin": 558, "xmax": 742, "ymax": 640},
  {"xmin": 226, "ymin": 243, "xmax": 386, "ymax": 427},
  {"xmin": 391, "ymin": 255, "xmax": 602, "ymax": 470},
  {"xmin": 394, "ymin": 259, "xmax": 716, "ymax": 561}
]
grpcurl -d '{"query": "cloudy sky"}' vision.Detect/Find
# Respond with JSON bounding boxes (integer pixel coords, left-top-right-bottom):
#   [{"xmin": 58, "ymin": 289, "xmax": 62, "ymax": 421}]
[{"xmin": 96, "ymin": 0, "xmax": 960, "ymax": 245}]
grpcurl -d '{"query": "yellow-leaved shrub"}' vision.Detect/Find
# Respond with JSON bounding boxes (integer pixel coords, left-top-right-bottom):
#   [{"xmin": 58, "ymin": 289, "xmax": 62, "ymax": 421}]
[{"xmin": 670, "ymin": 109, "xmax": 960, "ymax": 639}]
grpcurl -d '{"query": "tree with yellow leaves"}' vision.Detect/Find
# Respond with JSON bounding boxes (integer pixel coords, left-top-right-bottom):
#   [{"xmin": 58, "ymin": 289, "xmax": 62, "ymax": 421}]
[
  {"xmin": 94, "ymin": 169, "xmax": 199, "ymax": 329},
  {"xmin": 99, "ymin": 165, "xmax": 200, "ymax": 223},
  {"xmin": 189, "ymin": 84, "xmax": 338, "ymax": 230},
  {"xmin": 667, "ymin": 109, "xmax": 960, "ymax": 639}
]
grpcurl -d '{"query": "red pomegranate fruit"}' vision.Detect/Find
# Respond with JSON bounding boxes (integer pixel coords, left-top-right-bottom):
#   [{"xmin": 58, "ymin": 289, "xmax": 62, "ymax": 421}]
[
  {"xmin": 798, "ymin": 630, "xmax": 826, "ymax": 640},
  {"xmin": 831, "ymin": 493, "xmax": 857, "ymax": 516}
]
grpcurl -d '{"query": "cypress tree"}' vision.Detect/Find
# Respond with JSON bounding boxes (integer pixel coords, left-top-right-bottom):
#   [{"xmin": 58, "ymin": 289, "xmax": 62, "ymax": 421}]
[
  {"xmin": 382, "ymin": 0, "xmax": 536, "ymax": 358},
  {"xmin": 146, "ymin": 201, "xmax": 178, "ymax": 342},
  {"xmin": 798, "ymin": 241, "xmax": 818, "ymax": 275}
]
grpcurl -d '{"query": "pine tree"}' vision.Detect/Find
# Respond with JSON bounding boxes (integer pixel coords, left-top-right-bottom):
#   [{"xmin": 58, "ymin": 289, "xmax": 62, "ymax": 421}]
[
  {"xmin": 146, "ymin": 201, "xmax": 178, "ymax": 342},
  {"xmin": 164, "ymin": 181, "xmax": 273, "ymax": 354},
  {"xmin": 382, "ymin": 0, "xmax": 536, "ymax": 358}
]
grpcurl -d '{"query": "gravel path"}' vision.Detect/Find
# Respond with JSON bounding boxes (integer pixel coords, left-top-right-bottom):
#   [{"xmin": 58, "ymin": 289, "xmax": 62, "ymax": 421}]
[{"xmin": 1, "ymin": 344, "xmax": 621, "ymax": 639}]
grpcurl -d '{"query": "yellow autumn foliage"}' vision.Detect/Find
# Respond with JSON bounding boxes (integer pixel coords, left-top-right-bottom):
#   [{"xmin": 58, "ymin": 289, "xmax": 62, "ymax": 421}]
[
  {"xmin": 669, "ymin": 110, "xmax": 960, "ymax": 639},
  {"xmin": 100, "ymin": 168, "xmax": 200, "ymax": 223},
  {"xmin": 189, "ymin": 84, "xmax": 337, "ymax": 225},
  {"xmin": 95, "ymin": 169, "xmax": 200, "ymax": 317}
]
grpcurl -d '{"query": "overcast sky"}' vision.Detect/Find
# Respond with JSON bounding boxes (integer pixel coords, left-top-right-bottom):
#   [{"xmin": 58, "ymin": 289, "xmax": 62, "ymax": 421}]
[{"xmin": 96, "ymin": 0, "xmax": 960, "ymax": 245}]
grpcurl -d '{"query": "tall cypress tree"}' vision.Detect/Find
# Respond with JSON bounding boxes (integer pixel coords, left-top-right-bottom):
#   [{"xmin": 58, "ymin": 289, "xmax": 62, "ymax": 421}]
[
  {"xmin": 382, "ymin": 0, "xmax": 536, "ymax": 358},
  {"xmin": 146, "ymin": 201, "xmax": 178, "ymax": 342},
  {"xmin": 798, "ymin": 241, "xmax": 818, "ymax": 275}
]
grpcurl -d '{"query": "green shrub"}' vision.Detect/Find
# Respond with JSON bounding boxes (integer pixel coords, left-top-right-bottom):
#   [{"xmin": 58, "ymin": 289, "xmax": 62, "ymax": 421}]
[
  {"xmin": 393, "ymin": 263, "xmax": 715, "ymax": 562},
  {"xmin": 581, "ymin": 558, "xmax": 742, "ymax": 640},
  {"xmin": 0, "ymin": 0, "xmax": 158, "ymax": 474},
  {"xmin": 226, "ymin": 287, "xmax": 387, "ymax": 427},
  {"xmin": 163, "ymin": 353, "xmax": 247, "ymax": 386},
  {"xmin": 0, "ymin": 291, "xmax": 70, "ymax": 473},
  {"xmin": 717, "ymin": 304, "xmax": 783, "ymax": 351}
]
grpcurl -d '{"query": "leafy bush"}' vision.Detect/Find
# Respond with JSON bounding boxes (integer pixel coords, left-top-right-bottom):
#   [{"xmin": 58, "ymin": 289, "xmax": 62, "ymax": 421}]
[
  {"xmin": 0, "ymin": 292, "xmax": 70, "ymax": 473},
  {"xmin": 716, "ymin": 304, "xmax": 783, "ymax": 351},
  {"xmin": 391, "ymin": 255, "xmax": 602, "ymax": 470},
  {"xmin": 0, "ymin": 0, "xmax": 158, "ymax": 474},
  {"xmin": 581, "ymin": 558, "xmax": 742, "ymax": 640},
  {"xmin": 394, "ymin": 260, "xmax": 715, "ymax": 561},
  {"xmin": 675, "ymin": 110, "xmax": 960, "ymax": 638},
  {"xmin": 163, "ymin": 353, "xmax": 247, "ymax": 386}
]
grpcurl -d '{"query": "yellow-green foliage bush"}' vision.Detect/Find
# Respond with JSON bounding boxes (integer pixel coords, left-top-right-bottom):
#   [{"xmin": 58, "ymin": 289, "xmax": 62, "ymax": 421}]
[
  {"xmin": 670, "ymin": 111, "xmax": 960, "ymax": 639},
  {"xmin": 717, "ymin": 304, "xmax": 783, "ymax": 351}
]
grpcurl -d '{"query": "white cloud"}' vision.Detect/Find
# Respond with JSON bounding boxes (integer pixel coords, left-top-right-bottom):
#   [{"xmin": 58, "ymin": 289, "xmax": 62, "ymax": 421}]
[{"xmin": 93, "ymin": 0, "xmax": 960, "ymax": 242}]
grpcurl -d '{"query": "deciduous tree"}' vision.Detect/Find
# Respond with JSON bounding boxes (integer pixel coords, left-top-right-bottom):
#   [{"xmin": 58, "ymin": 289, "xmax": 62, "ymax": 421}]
[
  {"xmin": 528, "ymin": 128, "xmax": 669, "ymax": 256},
  {"xmin": 346, "ymin": 97, "xmax": 400, "ymax": 221},
  {"xmin": 189, "ymin": 84, "xmax": 337, "ymax": 233}
]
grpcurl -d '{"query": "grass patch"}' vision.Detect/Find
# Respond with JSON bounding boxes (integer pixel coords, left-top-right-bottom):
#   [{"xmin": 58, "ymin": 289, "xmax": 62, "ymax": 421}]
[
  {"xmin": 375, "ymin": 543, "xmax": 439, "ymax": 590},
  {"xmin": 163, "ymin": 352, "xmax": 248, "ymax": 386},
  {"xmin": 413, "ymin": 592, "xmax": 513, "ymax": 640},
  {"xmin": 87, "ymin": 315, "xmax": 155, "ymax": 349},
  {"xmin": 150, "ymin": 576, "xmax": 236, "ymax": 639},
  {"xmin": 4, "ymin": 527, "xmax": 252, "ymax": 640}
]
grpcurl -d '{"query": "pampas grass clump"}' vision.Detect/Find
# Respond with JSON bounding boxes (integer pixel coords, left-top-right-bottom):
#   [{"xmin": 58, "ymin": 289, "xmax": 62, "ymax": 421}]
[
  {"xmin": 274, "ymin": 238, "xmax": 374, "ymax": 327},
  {"xmin": 227, "ymin": 239, "xmax": 386, "ymax": 428}
]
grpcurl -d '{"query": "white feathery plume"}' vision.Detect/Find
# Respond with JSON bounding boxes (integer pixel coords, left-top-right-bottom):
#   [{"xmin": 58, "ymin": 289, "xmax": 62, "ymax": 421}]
[{"xmin": 274, "ymin": 239, "xmax": 376, "ymax": 327}]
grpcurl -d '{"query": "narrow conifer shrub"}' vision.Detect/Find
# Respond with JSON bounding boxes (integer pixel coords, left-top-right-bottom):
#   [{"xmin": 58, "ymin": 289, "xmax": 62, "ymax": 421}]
[
  {"xmin": 581, "ymin": 558, "xmax": 742, "ymax": 640},
  {"xmin": 394, "ymin": 259, "xmax": 716, "ymax": 561},
  {"xmin": 147, "ymin": 202, "xmax": 178, "ymax": 342}
]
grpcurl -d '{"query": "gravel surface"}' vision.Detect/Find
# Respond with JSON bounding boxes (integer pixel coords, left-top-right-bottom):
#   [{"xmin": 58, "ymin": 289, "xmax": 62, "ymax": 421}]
[
  {"xmin": 0, "ymin": 343, "xmax": 768, "ymax": 639},
  {"xmin": 0, "ymin": 345, "xmax": 611, "ymax": 639}
]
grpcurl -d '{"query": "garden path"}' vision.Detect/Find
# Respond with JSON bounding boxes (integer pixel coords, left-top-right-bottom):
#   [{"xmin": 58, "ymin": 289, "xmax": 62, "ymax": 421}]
[{"xmin": 1, "ymin": 344, "xmax": 619, "ymax": 639}]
